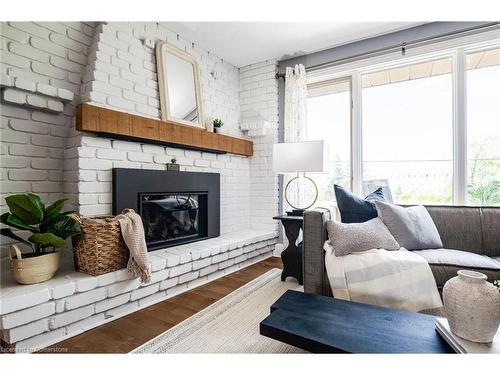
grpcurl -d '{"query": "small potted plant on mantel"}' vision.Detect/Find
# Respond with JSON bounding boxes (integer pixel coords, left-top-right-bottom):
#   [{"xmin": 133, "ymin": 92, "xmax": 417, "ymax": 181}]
[
  {"xmin": 0, "ymin": 193, "xmax": 81, "ymax": 284},
  {"xmin": 213, "ymin": 118, "xmax": 224, "ymax": 134}
]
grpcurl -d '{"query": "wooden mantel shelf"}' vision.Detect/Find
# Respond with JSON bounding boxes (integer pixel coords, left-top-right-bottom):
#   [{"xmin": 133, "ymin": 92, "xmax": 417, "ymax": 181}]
[{"xmin": 76, "ymin": 103, "xmax": 253, "ymax": 157}]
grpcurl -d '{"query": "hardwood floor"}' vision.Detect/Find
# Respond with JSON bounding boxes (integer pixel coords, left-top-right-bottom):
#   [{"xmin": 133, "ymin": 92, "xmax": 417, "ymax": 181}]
[{"xmin": 40, "ymin": 257, "xmax": 283, "ymax": 353}]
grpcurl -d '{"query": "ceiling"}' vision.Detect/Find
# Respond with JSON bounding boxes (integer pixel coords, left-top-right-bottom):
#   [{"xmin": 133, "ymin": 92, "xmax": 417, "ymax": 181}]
[{"xmin": 163, "ymin": 22, "xmax": 423, "ymax": 67}]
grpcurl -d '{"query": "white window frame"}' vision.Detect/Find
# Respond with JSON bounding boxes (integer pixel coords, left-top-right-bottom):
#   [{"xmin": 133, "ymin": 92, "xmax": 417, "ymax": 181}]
[{"xmin": 306, "ymin": 29, "xmax": 500, "ymax": 205}]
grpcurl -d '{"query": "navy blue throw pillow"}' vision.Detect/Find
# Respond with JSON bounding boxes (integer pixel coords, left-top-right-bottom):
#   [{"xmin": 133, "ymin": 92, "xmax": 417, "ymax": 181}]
[{"xmin": 334, "ymin": 184, "xmax": 386, "ymax": 223}]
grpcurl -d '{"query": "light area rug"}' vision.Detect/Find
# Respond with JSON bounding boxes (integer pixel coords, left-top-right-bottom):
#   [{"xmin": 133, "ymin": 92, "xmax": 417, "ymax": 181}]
[{"xmin": 131, "ymin": 268, "xmax": 305, "ymax": 353}]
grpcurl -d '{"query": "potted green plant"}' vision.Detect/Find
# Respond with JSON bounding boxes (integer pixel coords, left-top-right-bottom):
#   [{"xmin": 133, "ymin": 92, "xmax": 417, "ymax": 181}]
[
  {"xmin": 1, "ymin": 193, "xmax": 81, "ymax": 284},
  {"xmin": 213, "ymin": 118, "xmax": 224, "ymax": 134}
]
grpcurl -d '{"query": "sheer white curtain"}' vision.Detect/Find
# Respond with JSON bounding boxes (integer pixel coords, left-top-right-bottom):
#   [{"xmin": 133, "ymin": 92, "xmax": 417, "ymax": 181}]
[
  {"xmin": 284, "ymin": 64, "xmax": 307, "ymax": 143},
  {"xmin": 282, "ymin": 64, "xmax": 308, "ymax": 226},
  {"xmin": 282, "ymin": 64, "xmax": 307, "ymax": 247}
]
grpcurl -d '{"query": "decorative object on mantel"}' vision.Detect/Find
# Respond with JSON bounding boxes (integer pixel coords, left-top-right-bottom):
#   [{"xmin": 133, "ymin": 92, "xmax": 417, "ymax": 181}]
[
  {"xmin": 272, "ymin": 140, "xmax": 328, "ymax": 216},
  {"xmin": 76, "ymin": 103, "xmax": 253, "ymax": 156},
  {"xmin": 0, "ymin": 73, "xmax": 74, "ymax": 113},
  {"xmin": 0, "ymin": 193, "xmax": 81, "ymax": 284},
  {"xmin": 205, "ymin": 116, "xmax": 214, "ymax": 132},
  {"xmin": 213, "ymin": 118, "xmax": 224, "ymax": 134},
  {"xmin": 166, "ymin": 158, "xmax": 180, "ymax": 171},
  {"xmin": 443, "ymin": 270, "xmax": 500, "ymax": 343},
  {"xmin": 156, "ymin": 41, "xmax": 204, "ymax": 129}
]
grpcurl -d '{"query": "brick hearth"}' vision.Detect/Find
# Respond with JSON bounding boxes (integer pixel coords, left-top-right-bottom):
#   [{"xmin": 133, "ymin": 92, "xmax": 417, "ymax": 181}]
[{"xmin": 0, "ymin": 230, "xmax": 276, "ymax": 352}]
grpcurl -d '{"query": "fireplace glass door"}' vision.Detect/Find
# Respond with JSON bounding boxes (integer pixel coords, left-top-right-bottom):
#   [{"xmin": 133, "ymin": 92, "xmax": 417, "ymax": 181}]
[{"xmin": 140, "ymin": 192, "xmax": 208, "ymax": 249}]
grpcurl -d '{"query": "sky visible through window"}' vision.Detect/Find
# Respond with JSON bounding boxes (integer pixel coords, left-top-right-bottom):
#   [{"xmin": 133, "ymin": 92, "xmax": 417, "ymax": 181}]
[
  {"xmin": 306, "ymin": 58, "xmax": 500, "ymax": 206},
  {"xmin": 467, "ymin": 64, "xmax": 500, "ymax": 205},
  {"xmin": 362, "ymin": 70, "xmax": 453, "ymax": 204}
]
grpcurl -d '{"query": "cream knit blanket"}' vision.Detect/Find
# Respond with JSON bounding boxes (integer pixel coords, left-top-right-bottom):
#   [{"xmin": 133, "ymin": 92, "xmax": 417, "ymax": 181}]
[
  {"xmin": 115, "ymin": 209, "xmax": 151, "ymax": 283},
  {"xmin": 324, "ymin": 242, "xmax": 442, "ymax": 312}
]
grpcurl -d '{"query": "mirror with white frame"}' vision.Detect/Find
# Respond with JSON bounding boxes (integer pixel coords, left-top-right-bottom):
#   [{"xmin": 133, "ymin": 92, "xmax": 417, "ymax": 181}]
[{"xmin": 156, "ymin": 41, "xmax": 204, "ymax": 128}]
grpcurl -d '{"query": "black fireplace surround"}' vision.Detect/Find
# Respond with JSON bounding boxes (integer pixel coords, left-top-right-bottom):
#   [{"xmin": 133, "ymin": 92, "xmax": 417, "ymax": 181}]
[{"xmin": 113, "ymin": 168, "xmax": 220, "ymax": 251}]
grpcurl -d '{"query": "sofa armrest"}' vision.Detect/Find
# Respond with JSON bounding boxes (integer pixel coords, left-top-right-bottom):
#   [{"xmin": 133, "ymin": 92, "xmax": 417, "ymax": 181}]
[{"xmin": 303, "ymin": 208, "xmax": 332, "ymax": 296}]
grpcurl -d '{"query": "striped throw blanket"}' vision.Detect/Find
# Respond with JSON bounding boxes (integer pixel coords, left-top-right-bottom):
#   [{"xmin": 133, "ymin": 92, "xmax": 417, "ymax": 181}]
[{"xmin": 324, "ymin": 242, "xmax": 442, "ymax": 312}]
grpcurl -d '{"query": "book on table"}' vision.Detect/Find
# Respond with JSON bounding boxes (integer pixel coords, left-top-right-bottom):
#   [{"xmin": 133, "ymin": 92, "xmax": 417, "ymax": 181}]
[{"xmin": 435, "ymin": 317, "xmax": 499, "ymax": 354}]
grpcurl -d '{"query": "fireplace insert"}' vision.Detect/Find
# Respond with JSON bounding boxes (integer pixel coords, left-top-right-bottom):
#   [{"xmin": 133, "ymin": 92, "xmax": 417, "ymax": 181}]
[
  {"xmin": 140, "ymin": 192, "xmax": 207, "ymax": 248},
  {"xmin": 113, "ymin": 168, "xmax": 220, "ymax": 251}
]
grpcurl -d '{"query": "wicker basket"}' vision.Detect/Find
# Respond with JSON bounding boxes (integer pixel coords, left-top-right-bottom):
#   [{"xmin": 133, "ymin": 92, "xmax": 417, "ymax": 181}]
[
  {"xmin": 9, "ymin": 245, "xmax": 60, "ymax": 284},
  {"xmin": 71, "ymin": 215, "xmax": 129, "ymax": 276}
]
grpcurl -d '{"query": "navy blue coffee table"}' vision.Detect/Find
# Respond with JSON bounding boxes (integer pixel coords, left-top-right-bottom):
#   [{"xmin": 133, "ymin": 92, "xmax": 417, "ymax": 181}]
[{"xmin": 260, "ymin": 290, "xmax": 453, "ymax": 353}]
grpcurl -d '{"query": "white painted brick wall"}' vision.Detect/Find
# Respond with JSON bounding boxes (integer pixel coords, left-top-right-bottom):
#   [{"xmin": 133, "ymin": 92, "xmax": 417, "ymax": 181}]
[
  {"xmin": 1, "ymin": 302, "xmax": 55, "ymax": 330},
  {"xmin": 1, "ymin": 21, "xmax": 97, "ymax": 261},
  {"xmin": 94, "ymin": 293, "xmax": 130, "ymax": 313},
  {"xmin": 60, "ymin": 21, "xmax": 256, "ymax": 235},
  {"xmin": 81, "ymin": 22, "xmax": 242, "ymax": 134},
  {"xmin": 239, "ymin": 60, "xmax": 280, "ymax": 234},
  {"xmin": 3, "ymin": 318, "xmax": 49, "ymax": 343},
  {"xmin": 0, "ymin": 231, "xmax": 276, "ymax": 351},
  {"xmin": 64, "ymin": 287, "xmax": 107, "ymax": 310},
  {"xmin": 130, "ymin": 283, "xmax": 160, "ymax": 301},
  {"xmin": 1, "ymin": 23, "xmax": 277, "ymax": 244},
  {"xmin": 1, "ymin": 21, "xmax": 281, "ymax": 351},
  {"xmin": 49, "ymin": 305, "xmax": 94, "ymax": 329}
]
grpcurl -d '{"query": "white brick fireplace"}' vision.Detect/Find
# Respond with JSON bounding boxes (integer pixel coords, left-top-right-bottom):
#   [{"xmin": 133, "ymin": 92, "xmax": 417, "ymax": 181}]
[
  {"xmin": 1, "ymin": 231, "xmax": 276, "ymax": 351},
  {"xmin": 0, "ymin": 22, "xmax": 281, "ymax": 352}
]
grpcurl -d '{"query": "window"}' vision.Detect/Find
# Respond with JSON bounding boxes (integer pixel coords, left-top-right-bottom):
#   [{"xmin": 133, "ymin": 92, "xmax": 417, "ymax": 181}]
[
  {"xmin": 306, "ymin": 78, "xmax": 351, "ymax": 205},
  {"xmin": 303, "ymin": 34, "xmax": 500, "ymax": 207},
  {"xmin": 361, "ymin": 58, "xmax": 453, "ymax": 204},
  {"xmin": 466, "ymin": 47, "xmax": 500, "ymax": 205}
]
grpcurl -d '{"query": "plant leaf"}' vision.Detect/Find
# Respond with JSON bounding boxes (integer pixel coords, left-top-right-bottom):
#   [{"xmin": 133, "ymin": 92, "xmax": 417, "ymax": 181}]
[
  {"xmin": 49, "ymin": 216, "xmax": 81, "ymax": 239},
  {"xmin": 60, "ymin": 210, "xmax": 77, "ymax": 216},
  {"xmin": 43, "ymin": 198, "xmax": 67, "ymax": 225},
  {"xmin": 28, "ymin": 232, "xmax": 66, "ymax": 248},
  {"xmin": 0, "ymin": 212, "xmax": 10, "ymax": 225},
  {"xmin": 0, "ymin": 228, "xmax": 33, "ymax": 248},
  {"xmin": 5, "ymin": 194, "xmax": 44, "ymax": 225},
  {"xmin": 3, "ymin": 213, "xmax": 38, "ymax": 231},
  {"xmin": 27, "ymin": 193, "xmax": 45, "ymax": 216}
]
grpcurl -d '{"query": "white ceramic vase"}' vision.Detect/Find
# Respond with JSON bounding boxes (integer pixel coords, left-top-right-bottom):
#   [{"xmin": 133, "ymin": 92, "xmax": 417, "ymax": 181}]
[
  {"xmin": 443, "ymin": 270, "xmax": 500, "ymax": 343},
  {"xmin": 205, "ymin": 117, "xmax": 214, "ymax": 132}
]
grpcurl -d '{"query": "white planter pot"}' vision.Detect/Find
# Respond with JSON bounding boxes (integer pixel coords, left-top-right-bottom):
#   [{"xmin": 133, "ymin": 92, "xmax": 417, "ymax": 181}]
[{"xmin": 443, "ymin": 270, "xmax": 500, "ymax": 343}]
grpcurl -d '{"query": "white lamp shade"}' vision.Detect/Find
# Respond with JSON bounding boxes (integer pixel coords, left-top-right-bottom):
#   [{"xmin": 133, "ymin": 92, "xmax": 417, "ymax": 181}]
[{"xmin": 272, "ymin": 140, "xmax": 328, "ymax": 174}]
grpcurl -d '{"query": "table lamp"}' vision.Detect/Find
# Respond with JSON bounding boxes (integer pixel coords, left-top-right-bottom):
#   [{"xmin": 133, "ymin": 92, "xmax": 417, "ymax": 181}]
[{"xmin": 272, "ymin": 140, "xmax": 328, "ymax": 216}]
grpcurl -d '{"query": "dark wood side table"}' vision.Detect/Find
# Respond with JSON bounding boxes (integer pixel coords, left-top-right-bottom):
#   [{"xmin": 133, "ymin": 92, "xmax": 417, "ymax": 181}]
[{"xmin": 273, "ymin": 215, "xmax": 303, "ymax": 285}]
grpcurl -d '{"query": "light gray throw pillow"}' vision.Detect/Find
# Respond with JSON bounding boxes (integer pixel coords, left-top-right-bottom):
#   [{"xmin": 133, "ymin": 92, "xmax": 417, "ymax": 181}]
[
  {"xmin": 374, "ymin": 201, "xmax": 443, "ymax": 250},
  {"xmin": 326, "ymin": 217, "xmax": 400, "ymax": 257}
]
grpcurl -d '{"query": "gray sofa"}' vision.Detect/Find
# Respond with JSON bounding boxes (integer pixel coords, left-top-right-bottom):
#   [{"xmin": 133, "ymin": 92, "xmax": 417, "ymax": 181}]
[{"xmin": 303, "ymin": 205, "xmax": 500, "ymax": 297}]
